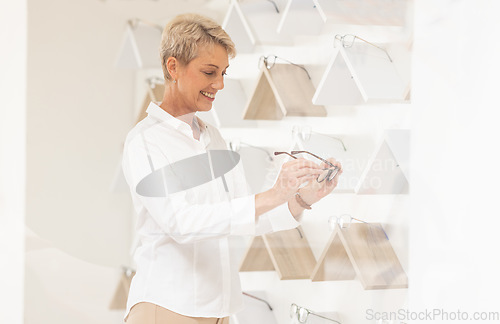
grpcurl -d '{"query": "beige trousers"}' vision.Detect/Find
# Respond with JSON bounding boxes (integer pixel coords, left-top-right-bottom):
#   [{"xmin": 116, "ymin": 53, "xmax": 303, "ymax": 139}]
[{"xmin": 125, "ymin": 302, "xmax": 230, "ymax": 324}]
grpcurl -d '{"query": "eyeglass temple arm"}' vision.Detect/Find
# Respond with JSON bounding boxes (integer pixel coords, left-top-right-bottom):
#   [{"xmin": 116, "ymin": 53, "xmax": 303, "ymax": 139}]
[
  {"xmin": 242, "ymin": 292, "xmax": 273, "ymax": 311},
  {"xmin": 334, "ymin": 34, "xmax": 393, "ymax": 63},
  {"xmin": 290, "ymin": 150, "xmax": 335, "ymax": 168},
  {"xmin": 274, "ymin": 151, "xmax": 298, "ymax": 159},
  {"xmin": 310, "ymin": 312, "xmax": 342, "ymax": 324},
  {"xmin": 354, "ymin": 35, "xmax": 393, "ymax": 62}
]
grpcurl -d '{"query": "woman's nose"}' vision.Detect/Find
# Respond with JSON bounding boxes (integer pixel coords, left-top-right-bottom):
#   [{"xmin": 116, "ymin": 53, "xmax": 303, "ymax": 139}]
[{"xmin": 212, "ymin": 75, "xmax": 224, "ymax": 90}]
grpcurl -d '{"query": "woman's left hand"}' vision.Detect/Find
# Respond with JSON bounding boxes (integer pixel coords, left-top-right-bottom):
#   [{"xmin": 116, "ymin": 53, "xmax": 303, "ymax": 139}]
[{"xmin": 298, "ymin": 158, "xmax": 343, "ymax": 205}]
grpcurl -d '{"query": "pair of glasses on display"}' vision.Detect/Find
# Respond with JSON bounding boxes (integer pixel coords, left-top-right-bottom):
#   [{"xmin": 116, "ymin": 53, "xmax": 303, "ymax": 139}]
[
  {"xmin": 258, "ymin": 55, "xmax": 312, "ymax": 79},
  {"xmin": 329, "ymin": 214, "xmax": 389, "ymax": 240},
  {"xmin": 274, "ymin": 151, "xmax": 340, "ymax": 183},
  {"xmin": 334, "ymin": 34, "xmax": 393, "ymax": 63},
  {"xmin": 290, "ymin": 303, "xmax": 341, "ymax": 324}
]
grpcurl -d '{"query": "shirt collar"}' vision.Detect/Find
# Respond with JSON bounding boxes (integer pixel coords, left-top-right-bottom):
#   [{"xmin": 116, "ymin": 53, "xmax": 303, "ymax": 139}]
[
  {"xmin": 146, "ymin": 102, "xmax": 210, "ymax": 145},
  {"xmin": 146, "ymin": 102, "xmax": 185, "ymax": 130}
]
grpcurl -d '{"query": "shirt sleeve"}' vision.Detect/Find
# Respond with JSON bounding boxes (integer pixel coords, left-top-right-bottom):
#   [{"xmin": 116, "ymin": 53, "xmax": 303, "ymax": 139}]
[
  {"xmin": 228, "ymin": 148, "xmax": 300, "ymax": 236},
  {"xmin": 122, "ymin": 130, "xmax": 256, "ymax": 245}
]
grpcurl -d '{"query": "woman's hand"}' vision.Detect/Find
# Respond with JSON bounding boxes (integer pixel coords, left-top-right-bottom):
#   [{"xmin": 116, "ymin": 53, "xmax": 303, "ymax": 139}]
[
  {"xmin": 270, "ymin": 158, "xmax": 324, "ymax": 205},
  {"xmin": 298, "ymin": 158, "xmax": 343, "ymax": 205}
]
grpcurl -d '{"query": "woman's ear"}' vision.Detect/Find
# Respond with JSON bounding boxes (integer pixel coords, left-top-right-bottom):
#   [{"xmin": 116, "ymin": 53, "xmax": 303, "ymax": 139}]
[{"xmin": 166, "ymin": 56, "xmax": 178, "ymax": 80}]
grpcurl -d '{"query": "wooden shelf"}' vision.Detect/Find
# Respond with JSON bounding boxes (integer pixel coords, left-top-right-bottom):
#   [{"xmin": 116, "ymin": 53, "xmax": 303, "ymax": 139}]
[
  {"xmin": 232, "ymin": 291, "xmax": 277, "ymax": 324},
  {"xmin": 239, "ymin": 227, "xmax": 317, "ymax": 280},
  {"xmin": 237, "ymin": 0, "xmax": 294, "ymax": 46},
  {"xmin": 312, "ymin": 45, "xmax": 407, "ymax": 105},
  {"xmin": 109, "ymin": 270, "xmax": 135, "ymax": 310},
  {"xmin": 137, "ymin": 81, "xmax": 164, "ymax": 123},
  {"xmin": 222, "ymin": 0, "xmax": 256, "ymax": 53},
  {"xmin": 243, "ymin": 64, "xmax": 326, "ymax": 120},
  {"xmin": 200, "ymin": 79, "xmax": 257, "ymax": 128},
  {"xmin": 277, "ymin": 0, "xmax": 324, "ymax": 36},
  {"xmin": 312, "ymin": 0, "xmax": 409, "ymax": 26},
  {"xmin": 356, "ymin": 129, "xmax": 409, "ymax": 194},
  {"xmin": 115, "ymin": 21, "xmax": 162, "ymax": 69},
  {"xmin": 311, "ymin": 223, "xmax": 408, "ymax": 289}
]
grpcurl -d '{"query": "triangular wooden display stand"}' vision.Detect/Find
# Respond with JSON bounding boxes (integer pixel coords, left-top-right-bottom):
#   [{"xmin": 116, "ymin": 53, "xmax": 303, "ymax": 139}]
[
  {"xmin": 205, "ymin": 79, "xmax": 257, "ymax": 128},
  {"xmin": 239, "ymin": 227, "xmax": 317, "ymax": 279},
  {"xmin": 115, "ymin": 21, "xmax": 162, "ymax": 69},
  {"xmin": 311, "ymin": 223, "xmax": 408, "ymax": 289},
  {"xmin": 109, "ymin": 270, "xmax": 136, "ymax": 309},
  {"xmin": 312, "ymin": 45, "xmax": 407, "ymax": 105},
  {"xmin": 277, "ymin": 0, "xmax": 324, "ymax": 36},
  {"xmin": 222, "ymin": 0, "xmax": 256, "ymax": 53},
  {"xmin": 313, "ymin": 0, "xmax": 408, "ymax": 26},
  {"xmin": 137, "ymin": 81, "xmax": 164, "ymax": 124},
  {"xmin": 356, "ymin": 129, "xmax": 409, "ymax": 194},
  {"xmin": 243, "ymin": 64, "xmax": 326, "ymax": 120}
]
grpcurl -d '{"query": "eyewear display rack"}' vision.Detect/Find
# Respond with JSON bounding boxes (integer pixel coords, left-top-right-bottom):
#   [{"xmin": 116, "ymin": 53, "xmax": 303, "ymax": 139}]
[
  {"xmin": 312, "ymin": 44, "xmax": 408, "ymax": 106},
  {"xmin": 239, "ymin": 226, "xmax": 317, "ymax": 280},
  {"xmin": 311, "ymin": 223, "xmax": 408, "ymax": 289},
  {"xmin": 240, "ymin": 224, "xmax": 408, "ymax": 289},
  {"xmin": 356, "ymin": 129, "xmax": 410, "ymax": 194},
  {"xmin": 109, "ymin": 268, "xmax": 136, "ymax": 310},
  {"xmin": 243, "ymin": 64, "xmax": 327, "ymax": 120},
  {"xmin": 312, "ymin": 0, "xmax": 408, "ymax": 26}
]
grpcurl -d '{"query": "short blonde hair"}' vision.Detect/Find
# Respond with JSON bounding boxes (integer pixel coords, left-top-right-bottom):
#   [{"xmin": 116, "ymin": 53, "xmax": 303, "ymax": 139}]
[{"xmin": 159, "ymin": 13, "xmax": 236, "ymax": 81}]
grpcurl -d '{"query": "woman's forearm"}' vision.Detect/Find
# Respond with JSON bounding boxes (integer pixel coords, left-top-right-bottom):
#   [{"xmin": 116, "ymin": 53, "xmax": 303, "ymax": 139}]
[{"xmin": 255, "ymin": 189, "xmax": 305, "ymax": 221}]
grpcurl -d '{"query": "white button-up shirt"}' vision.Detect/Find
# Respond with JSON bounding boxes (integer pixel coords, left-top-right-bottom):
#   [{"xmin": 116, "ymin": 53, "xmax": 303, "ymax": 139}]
[{"xmin": 122, "ymin": 102, "xmax": 299, "ymax": 320}]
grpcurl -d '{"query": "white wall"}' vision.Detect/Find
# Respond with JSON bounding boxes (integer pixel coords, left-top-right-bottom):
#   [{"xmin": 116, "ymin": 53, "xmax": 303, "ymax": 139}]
[
  {"xmin": 410, "ymin": 0, "xmax": 500, "ymax": 322},
  {"xmin": 0, "ymin": 0, "xmax": 27, "ymax": 323}
]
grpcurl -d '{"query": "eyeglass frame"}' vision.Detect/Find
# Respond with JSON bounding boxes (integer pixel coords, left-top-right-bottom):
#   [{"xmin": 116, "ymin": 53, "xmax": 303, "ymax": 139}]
[
  {"xmin": 273, "ymin": 150, "xmax": 340, "ymax": 183},
  {"xmin": 334, "ymin": 34, "xmax": 393, "ymax": 63},
  {"xmin": 258, "ymin": 55, "xmax": 312, "ymax": 79},
  {"xmin": 290, "ymin": 303, "xmax": 341, "ymax": 324},
  {"xmin": 328, "ymin": 214, "xmax": 389, "ymax": 240}
]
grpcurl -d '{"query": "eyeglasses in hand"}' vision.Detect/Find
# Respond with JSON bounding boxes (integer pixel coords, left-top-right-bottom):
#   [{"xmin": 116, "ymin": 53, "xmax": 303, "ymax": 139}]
[
  {"xmin": 290, "ymin": 303, "xmax": 341, "ymax": 324},
  {"xmin": 274, "ymin": 150, "xmax": 340, "ymax": 183}
]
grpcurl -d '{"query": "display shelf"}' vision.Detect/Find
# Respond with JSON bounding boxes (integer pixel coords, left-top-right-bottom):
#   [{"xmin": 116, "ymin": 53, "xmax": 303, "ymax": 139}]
[
  {"xmin": 199, "ymin": 79, "xmax": 257, "ymax": 128},
  {"xmin": 239, "ymin": 226, "xmax": 317, "ymax": 279},
  {"xmin": 243, "ymin": 64, "xmax": 326, "ymax": 120},
  {"xmin": 109, "ymin": 268, "xmax": 135, "ymax": 310},
  {"xmin": 237, "ymin": 0, "xmax": 295, "ymax": 46},
  {"xmin": 312, "ymin": 0, "xmax": 409, "ymax": 26},
  {"xmin": 137, "ymin": 81, "xmax": 164, "ymax": 123},
  {"xmin": 355, "ymin": 129, "xmax": 409, "ymax": 194},
  {"xmin": 290, "ymin": 130, "xmax": 374, "ymax": 194},
  {"xmin": 222, "ymin": 0, "xmax": 256, "ymax": 53},
  {"xmin": 312, "ymin": 44, "xmax": 407, "ymax": 105},
  {"xmin": 277, "ymin": 0, "xmax": 324, "ymax": 36},
  {"xmin": 239, "ymin": 236, "xmax": 276, "ymax": 272},
  {"xmin": 231, "ymin": 291, "xmax": 277, "ymax": 324},
  {"xmin": 311, "ymin": 223, "xmax": 408, "ymax": 289},
  {"xmin": 115, "ymin": 20, "xmax": 162, "ymax": 69},
  {"xmin": 231, "ymin": 144, "xmax": 276, "ymax": 194}
]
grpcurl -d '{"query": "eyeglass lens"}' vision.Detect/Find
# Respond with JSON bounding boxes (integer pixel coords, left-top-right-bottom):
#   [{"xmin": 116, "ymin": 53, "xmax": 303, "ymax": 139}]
[
  {"xmin": 298, "ymin": 307, "xmax": 309, "ymax": 323},
  {"xmin": 329, "ymin": 215, "xmax": 353, "ymax": 229},
  {"xmin": 290, "ymin": 303, "xmax": 298, "ymax": 318}
]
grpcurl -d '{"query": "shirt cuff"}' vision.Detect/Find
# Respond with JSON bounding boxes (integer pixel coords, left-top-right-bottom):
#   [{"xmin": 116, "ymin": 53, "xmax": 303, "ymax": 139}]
[
  {"xmin": 229, "ymin": 195, "xmax": 256, "ymax": 236},
  {"xmin": 265, "ymin": 202, "xmax": 300, "ymax": 232}
]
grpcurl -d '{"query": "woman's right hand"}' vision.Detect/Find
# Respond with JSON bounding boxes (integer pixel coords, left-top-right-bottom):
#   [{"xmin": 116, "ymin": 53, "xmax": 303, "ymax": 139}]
[{"xmin": 270, "ymin": 158, "xmax": 324, "ymax": 205}]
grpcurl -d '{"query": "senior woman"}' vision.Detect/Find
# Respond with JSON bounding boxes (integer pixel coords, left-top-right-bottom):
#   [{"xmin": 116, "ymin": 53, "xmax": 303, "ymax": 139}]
[{"xmin": 122, "ymin": 13, "xmax": 342, "ymax": 324}]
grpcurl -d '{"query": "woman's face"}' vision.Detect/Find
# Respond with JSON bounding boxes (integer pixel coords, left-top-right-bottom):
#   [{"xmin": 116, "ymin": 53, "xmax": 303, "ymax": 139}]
[{"xmin": 175, "ymin": 44, "xmax": 229, "ymax": 114}]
